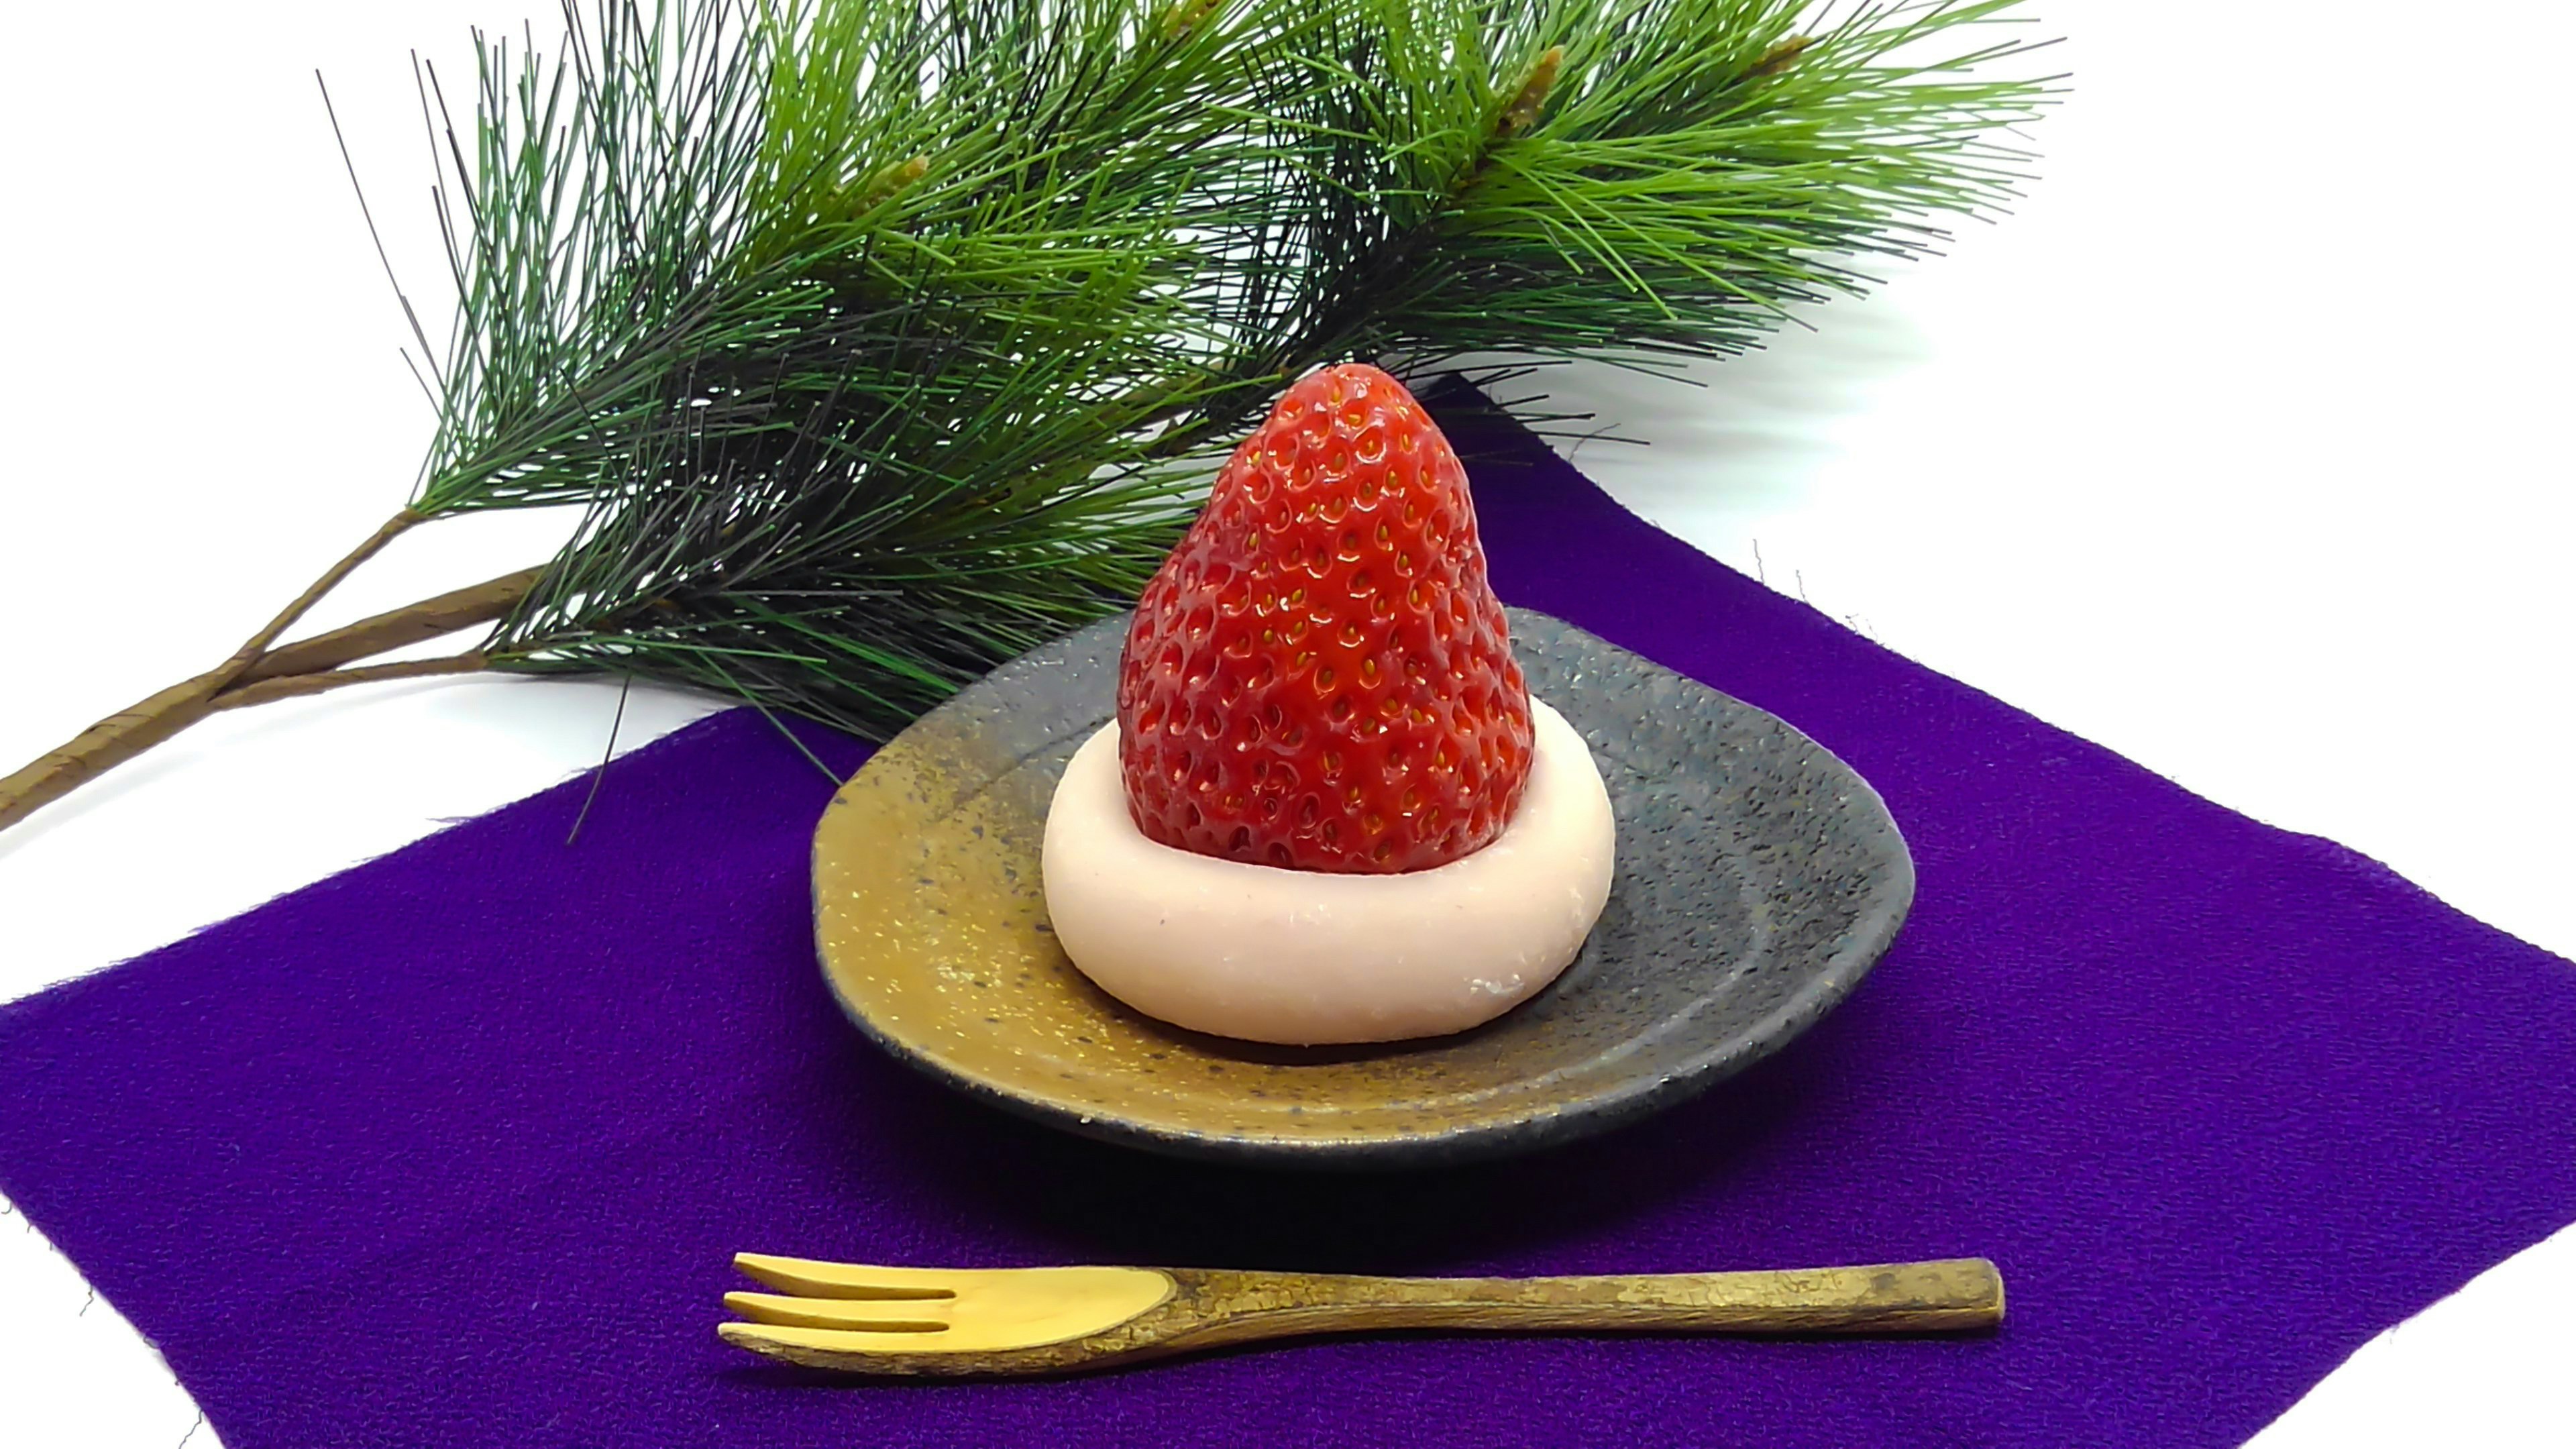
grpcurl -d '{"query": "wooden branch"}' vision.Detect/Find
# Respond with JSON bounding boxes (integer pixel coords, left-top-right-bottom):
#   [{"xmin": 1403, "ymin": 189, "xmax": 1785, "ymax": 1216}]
[
  {"xmin": 0, "ymin": 539, "xmax": 535, "ymax": 835},
  {"xmin": 237, "ymin": 567, "xmax": 543, "ymax": 684},
  {"xmin": 221, "ymin": 509, "xmax": 423, "ymax": 677},
  {"xmin": 213, "ymin": 653, "xmax": 492, "ymax": 710},
  {"xmin": 0, "ymin": 669, "xmax": 236, "ymax": 832}
]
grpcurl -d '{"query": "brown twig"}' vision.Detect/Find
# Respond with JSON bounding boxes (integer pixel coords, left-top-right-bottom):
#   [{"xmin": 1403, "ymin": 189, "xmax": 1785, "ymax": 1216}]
[
  {"xmin": 235, "ymin": 567, "xmax": 543, "ymax": 684},
  {"xmin": 223, "ymin": 510, "xmax": 426, "ymax": 672},
  {"xmin": 0, "ymin": 520, "xmax": 537, "ymax": 834},
  {"xmin": 0, "ymin": 668, "xmax": 240, "ymax": 831},
  {"xmin": 213, "ymin": 652, "xmax": 493, "ymax": 710}
]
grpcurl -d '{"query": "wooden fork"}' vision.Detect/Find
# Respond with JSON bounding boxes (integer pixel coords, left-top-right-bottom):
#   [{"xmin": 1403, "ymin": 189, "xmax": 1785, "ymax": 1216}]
[{"xmin": 720, "ymin": 1252, "xmax": 2003, "ymax": 1375}]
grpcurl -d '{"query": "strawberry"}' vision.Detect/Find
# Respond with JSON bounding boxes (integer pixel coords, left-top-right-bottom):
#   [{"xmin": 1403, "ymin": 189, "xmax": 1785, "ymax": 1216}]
[{"xmin": 1116, "ymin": 363, "xmax": 1534, "ymax": 874}]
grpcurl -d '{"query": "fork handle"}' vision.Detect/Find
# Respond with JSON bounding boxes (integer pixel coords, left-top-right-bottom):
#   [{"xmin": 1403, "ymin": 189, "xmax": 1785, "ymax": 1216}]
[{"xmin": 1173, "ymin": 1258, "xmax": 2002, "ymax": 1340}]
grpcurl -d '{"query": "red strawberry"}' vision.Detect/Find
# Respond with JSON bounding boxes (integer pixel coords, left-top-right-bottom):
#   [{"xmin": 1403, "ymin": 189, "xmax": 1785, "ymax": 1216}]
[{"xmin": 1116, "ymin": 364, "xmax": 1533, "ymax": 874}]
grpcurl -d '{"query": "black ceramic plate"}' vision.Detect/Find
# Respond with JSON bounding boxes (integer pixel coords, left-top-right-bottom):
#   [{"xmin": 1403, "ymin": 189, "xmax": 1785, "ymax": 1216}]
[{"xmin": 812, "ymin": 609, "xmax": 1913, "ymax": 1168}]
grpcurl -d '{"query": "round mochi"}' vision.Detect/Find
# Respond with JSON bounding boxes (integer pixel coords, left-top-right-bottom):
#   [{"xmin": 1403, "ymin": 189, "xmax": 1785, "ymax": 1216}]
[{"xmin": 1040, "ymin": 697, "xmax": 1615, "ymax": 1045}]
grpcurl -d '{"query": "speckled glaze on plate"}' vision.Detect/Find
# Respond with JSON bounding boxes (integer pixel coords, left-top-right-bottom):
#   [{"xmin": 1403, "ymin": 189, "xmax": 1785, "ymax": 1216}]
[{"xmin": 812, "ymin": 610, "xmax": 1913, "ymax": 1169}]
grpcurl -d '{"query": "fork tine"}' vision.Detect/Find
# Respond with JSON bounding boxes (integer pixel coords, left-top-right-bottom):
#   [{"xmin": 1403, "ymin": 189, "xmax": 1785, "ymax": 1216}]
[
  {"xmin": 724, "ymin": 1291, "xmax": 950, "ymax": 1332},
  {"xmin": 733, "ymin": 1252, "xmax": 957, "ymax": 1299},
  {"xmin": 720, "ymin": 1320, "xmax": 959, "ymax": 1362}
]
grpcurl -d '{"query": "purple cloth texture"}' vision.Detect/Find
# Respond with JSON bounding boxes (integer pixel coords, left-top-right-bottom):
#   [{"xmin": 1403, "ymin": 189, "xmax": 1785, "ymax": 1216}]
[{"xmin": 4, "ymin": 393, "xmax": 2574, "ymax": 1449}]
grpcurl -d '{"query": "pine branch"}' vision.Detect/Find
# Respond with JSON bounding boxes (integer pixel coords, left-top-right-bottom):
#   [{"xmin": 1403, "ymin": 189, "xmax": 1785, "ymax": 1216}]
[
  {"xmin": 0, "ymin": 0, "xmax": 2056, "ymax": 833},
  {"xmin": 466, "ymin": 0, "xmax": 1373, "ymax": 737},
  {"xmin": 1245, "ymin": 0, "xmax": 2055, "ymax": 376}
]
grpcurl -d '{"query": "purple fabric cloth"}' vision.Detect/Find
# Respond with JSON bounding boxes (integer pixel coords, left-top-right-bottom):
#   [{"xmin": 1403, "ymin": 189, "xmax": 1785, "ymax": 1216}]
[{"xmin": 5, "ymin": 394, "xmax": 2574, "ymax": 1449}]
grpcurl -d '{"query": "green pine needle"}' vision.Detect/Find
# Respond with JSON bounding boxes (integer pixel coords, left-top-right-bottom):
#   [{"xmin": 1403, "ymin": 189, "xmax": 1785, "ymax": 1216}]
[{"xmin": 374, "ymin": 0, "xmax": 2054, "ymax": 741}]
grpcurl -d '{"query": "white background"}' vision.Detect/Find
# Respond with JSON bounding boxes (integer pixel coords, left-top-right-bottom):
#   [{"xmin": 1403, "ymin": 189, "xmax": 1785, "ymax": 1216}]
[{"xmin": 3, "ymin": 1, "xmax": 2570, "ymax": 1444}]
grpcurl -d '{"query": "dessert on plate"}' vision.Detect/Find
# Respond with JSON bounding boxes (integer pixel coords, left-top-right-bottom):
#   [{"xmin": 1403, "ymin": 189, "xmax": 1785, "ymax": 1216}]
[{"xmin": 1040, "ymin": 364, "xmax": 1614, "ymax": 1046}]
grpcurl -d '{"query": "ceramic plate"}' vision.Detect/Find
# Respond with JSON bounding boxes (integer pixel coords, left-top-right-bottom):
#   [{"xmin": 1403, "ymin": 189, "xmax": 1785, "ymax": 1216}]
[{"xmin": 812, "ymin": 610, "xmax": 1913, "ymax": 1168}]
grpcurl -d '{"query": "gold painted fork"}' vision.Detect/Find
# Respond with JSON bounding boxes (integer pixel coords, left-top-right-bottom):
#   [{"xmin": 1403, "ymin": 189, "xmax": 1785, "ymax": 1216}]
[{"xmin": 720, "ymin": 1252, "xmax": 2003, "ymax": 1376}]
